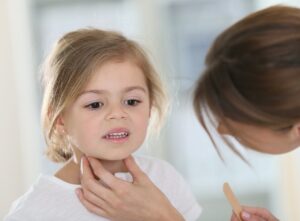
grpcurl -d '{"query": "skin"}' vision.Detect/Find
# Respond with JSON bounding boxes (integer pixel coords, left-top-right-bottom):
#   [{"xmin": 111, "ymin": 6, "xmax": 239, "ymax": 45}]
[{"xmin": 218, "ymin": 118, "xmax": 300, "ymax": 154}]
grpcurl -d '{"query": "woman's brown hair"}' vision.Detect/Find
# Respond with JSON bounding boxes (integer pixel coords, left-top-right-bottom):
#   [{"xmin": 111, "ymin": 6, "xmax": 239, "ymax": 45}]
[{"xmin": 193, "ymin": 5, "xmax": 300, "ymax": 159}]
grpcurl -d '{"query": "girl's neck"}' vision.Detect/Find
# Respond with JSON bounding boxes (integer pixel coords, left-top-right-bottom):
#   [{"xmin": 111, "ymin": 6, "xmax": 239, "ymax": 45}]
[{"xmin": 55, "ymin": 157, "xmax": 127, "ymax": 185}]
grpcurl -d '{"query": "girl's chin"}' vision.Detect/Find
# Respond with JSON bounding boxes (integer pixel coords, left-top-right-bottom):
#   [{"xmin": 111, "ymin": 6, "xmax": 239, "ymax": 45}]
[
  {"xmin": 96, "ymin": 156, "xmax": 129, "ymax": 161},
  {"xmin": 87, "ymin": 154, "xmax": 131, "ymax": 161}
]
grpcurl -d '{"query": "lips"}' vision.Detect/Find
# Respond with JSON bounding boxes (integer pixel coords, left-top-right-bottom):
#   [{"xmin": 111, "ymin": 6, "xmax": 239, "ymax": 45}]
[
  {"xmin": 102, "ymin": 128, "xmax": 130, "ymax": 142},
  {"xmin": 104, "ymin": 131, "xmax": 129, "ymax": 139}
]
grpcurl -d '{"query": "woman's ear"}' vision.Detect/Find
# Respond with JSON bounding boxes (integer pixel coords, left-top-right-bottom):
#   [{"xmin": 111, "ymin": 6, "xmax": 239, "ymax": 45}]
[
  {"xmin": 290, "ymin": 122, "xmax": 300, "ymax": 139},
  {"xmin": 217, "ymin": 121, "xmax": 230, "ymax": 135}
]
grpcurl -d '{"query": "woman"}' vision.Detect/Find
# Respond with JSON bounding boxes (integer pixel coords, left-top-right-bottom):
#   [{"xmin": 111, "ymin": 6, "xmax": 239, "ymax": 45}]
[{"xmin": 77, "ymin": 5, "xmax": 300, "ymax": 221}]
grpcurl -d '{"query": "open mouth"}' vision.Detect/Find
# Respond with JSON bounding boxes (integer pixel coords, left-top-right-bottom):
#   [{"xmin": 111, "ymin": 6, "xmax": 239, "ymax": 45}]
[
  {"xmin": 104, "ymin": 132, "xmax": 129, "ymax": 139},
  {"xmin": 102, "ymin": 129, "xmax": 130, "ymax": 143}
]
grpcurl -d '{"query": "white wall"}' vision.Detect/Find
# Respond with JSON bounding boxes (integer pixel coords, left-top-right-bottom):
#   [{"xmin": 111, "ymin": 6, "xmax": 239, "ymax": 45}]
[
  {"xmin": 279, "ymin": 150, "xmax": 300, "ymax": 221},
  {"xmin": 0, "ymin": 0, "xmax": 40, "ymax": 219},
  {"xmin": 254, "ymin": 0, "xmax": 300, "ymax": 8},
  {"xmin": 0, "ymin": 1, "xmax": 23, "ymax": 217}
]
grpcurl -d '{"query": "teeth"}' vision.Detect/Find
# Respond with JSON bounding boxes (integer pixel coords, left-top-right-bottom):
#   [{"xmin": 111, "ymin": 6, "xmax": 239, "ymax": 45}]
[{"xmin": 105, "ymin": 132, "xmax": 128, "ymax": 139}]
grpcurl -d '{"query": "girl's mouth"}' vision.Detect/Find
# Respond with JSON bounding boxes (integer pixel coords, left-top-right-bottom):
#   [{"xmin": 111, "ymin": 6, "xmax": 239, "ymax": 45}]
[
  {"xmin": 102, "ymin": 129, "xmax": 130, "ymax": 143},
  {"xmin": 104, "ymin": 132, "xmax": 129, "ymax": 139}
]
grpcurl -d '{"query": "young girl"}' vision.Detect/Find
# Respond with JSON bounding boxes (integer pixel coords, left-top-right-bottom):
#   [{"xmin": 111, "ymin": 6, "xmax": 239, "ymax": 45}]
[{"xmin": 5, "ymin": 28, "xmax": 201, "ymax": 221}]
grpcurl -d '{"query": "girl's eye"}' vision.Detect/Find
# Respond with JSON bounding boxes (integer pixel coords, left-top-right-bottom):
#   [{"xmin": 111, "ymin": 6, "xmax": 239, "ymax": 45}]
[
  {"xmin": 85, "ymin": 102, "xmax": 103, "ymax": 110},
  {"xmin": 124, "ymin": 99, "xmax": 141, "ymax": 106}
]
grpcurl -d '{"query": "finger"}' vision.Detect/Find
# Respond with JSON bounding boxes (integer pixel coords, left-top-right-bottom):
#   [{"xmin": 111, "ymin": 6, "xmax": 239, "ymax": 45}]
[
  {"xmin": 230, "ymin": 212, "xmax": 239, "ymax": 221},
  {"xmin": 124, "ymin": 155, "xmax": 148, "ymax": 184},
  {"xmin": 77, "ymin": 188, "xmax": 112, "ymax": 212},
  {"xmin": 242, "ymin": 214, "xmax": 266, "ymax": 221},
  {"xmin": 242, "ymin": 207, "xmax": 279, "ymax": 220},
  {"xmin": 76, "ymin": 188, "xmax": 108, "ymax": 217},
  {"xmin": 240, "ymin": 210, "xmax": 274, "ymax": 221},
  {"xmin": 81, "ymin": 171, "xmax": 119, "ymax": 205},
  {"xmin": 80, "ymin": 156, "xmax": 95, "ymax": 180},
  {"xmin": 80, "ymin": 157, "xmax": 117, "ymax": 203},
  {"xmin": 81, "ymin": 156, "xmax": 111, "ymax": 197},
  {"xmin": 88, "ymin": 157, "xmax": 124, "ymax": 190},
  {"xmin": 80, "ymin": 172, "xmax": 127, "ymax": 210}
]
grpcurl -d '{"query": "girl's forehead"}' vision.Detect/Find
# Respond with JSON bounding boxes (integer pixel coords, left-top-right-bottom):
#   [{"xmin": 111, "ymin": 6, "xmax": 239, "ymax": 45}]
[
  {"xmin": 78, "ymin": 61, "xmax": 149, "ymax": 94},
  {"xmin": 94, "ymin": 57, "xmax": 142, "ymax": 71},
  {"xmin": 93, "ymin": 58, "xmax": 141, "ymax": 72}
]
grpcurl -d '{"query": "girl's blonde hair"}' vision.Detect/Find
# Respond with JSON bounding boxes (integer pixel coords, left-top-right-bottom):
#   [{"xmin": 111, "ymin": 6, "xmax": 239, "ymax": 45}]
[{"xmin": 41, "ymin": 28, "xmax": 167, "ymax": 162}]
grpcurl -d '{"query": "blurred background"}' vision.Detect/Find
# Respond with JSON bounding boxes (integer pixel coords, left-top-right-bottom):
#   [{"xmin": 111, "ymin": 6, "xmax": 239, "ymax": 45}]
[{"xmin": 1, "ymin": 0, "xmax": 300, "ymax": 220}]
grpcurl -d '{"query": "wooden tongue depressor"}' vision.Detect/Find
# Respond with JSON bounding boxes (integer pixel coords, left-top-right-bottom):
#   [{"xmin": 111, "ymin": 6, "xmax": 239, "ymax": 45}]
[{"xmin": 223, "ymin": 182, "xmax": 243, "ymax": 221}]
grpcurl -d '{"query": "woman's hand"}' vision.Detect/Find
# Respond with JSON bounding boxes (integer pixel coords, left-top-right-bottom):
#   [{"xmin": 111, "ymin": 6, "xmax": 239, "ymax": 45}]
[
  {"xmin": 231, "ymin": 206, "xmax": 279, "ymax": 221},
  {"xmin": 76, "ymin": 155, "xmax": 184, "ymax": 221}
]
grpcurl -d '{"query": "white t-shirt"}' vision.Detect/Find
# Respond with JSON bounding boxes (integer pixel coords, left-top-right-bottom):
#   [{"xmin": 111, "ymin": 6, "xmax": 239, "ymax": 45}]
[{"xmin": 5, "ymin": 156, "xmax": 201, "ymax": 221}]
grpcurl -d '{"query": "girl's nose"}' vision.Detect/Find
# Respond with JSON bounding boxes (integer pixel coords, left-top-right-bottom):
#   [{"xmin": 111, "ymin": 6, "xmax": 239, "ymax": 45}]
[{"xmin": 106, "ymin": 104, "xmax": 128, "ymax": 120}]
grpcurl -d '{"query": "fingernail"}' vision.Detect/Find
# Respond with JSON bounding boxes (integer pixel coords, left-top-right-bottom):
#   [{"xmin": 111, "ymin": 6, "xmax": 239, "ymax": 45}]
[
  {"xmin": 80, "ymin": 157, "xmax": 85, "ymax": 174},
  {"xmin": 241, "ymin": 211, "xmax": 251, "ymax": 220}
]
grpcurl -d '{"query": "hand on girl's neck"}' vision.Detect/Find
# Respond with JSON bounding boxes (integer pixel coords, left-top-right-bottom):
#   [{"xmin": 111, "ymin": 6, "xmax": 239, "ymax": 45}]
[
  {"xmin": 72, "ymin": 149, "xmax": 128, "ymax": 174},
  {"xmin": 55, "ymin": 156, "xmax": 127, "ymax": 185}
]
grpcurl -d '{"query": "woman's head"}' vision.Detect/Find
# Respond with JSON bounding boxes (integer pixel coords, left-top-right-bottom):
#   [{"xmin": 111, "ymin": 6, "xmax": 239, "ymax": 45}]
[
  {"xmin": 193, "ymin": 5, "xmax": 300, "ymax": 155},
  {"xmin": 41, "ymin": 28, "xmax": 167, "ymax": 162}
]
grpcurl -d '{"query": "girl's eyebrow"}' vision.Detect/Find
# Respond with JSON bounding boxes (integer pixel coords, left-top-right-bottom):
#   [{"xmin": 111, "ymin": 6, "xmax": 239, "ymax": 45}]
[
  {"xmin": 79, "ymin": 86, "xmax": 147, "ymax": 96},
  {"xmin": 123, "ymin": 86, "xmax": 147, "ymax": 93}
]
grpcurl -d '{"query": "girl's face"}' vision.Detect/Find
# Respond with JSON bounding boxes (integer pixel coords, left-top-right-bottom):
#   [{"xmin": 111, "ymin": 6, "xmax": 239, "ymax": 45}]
[
  {"xmin": 62, "ymin": 60, "xmax": 151, "ymax": 160},
  {"xmin": 218, "ymin": 119, "xmax": 300, "ymax": 154}
]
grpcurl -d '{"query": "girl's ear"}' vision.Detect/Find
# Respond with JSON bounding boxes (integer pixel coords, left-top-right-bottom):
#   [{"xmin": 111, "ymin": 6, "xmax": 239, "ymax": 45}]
[{"xmin": 55, "ymin": 115, "xmax": 66, "ymax": 134}]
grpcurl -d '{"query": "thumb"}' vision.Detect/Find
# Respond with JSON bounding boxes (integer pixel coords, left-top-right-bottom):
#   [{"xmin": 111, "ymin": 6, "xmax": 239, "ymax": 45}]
[
  {"xmin": 80, "ymin": 156, "xmax": 95, "ymax": 181},
  {"xmin": 124, "ymin": 156, "xmax": 148, "ymax": 184},
  {"xmin": 241, "ymin": 211, "xmax": 265, "ymax": 221}
]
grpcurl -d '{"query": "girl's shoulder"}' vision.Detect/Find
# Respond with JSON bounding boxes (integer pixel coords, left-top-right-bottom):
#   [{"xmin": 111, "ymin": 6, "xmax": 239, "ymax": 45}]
[
  {"xmin": 133, "ymin": 155, "xmax": 202, "ymax": 220},
  {"xmin": 133, "ymin": 155, "xmax": 188, "ymax": 188},
  {"xmin": 4, "ymin": 175, "xmax": 46, "ymax": 220},
  {"xmin": 133, "ymin": 155, "xmax": 179, "ymax": 176},
  {"xmin": 4, "ymin": 174, "xmax": 79, "ymax": 221}
]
